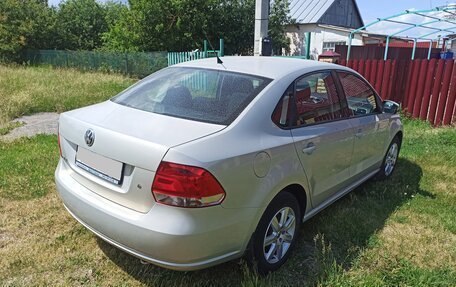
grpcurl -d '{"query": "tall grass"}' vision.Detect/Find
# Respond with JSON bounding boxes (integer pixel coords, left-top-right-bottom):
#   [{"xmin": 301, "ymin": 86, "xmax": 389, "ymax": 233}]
[{"xmin": 0, "ymin": 64, "xmax": 135, "ymax": 125}]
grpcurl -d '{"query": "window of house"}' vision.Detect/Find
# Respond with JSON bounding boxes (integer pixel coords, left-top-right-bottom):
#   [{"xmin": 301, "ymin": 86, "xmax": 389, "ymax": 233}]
[
  {"xmin": 292, "ymin": 72, "xmax": 343, "ymax": 126},
  {"xmin": 337, "ymin": 72, "xmax": 379, "ymax": 116},
  {"xmin": 322, "ymin": 41, "xmax": 346, "ymax": 52}
]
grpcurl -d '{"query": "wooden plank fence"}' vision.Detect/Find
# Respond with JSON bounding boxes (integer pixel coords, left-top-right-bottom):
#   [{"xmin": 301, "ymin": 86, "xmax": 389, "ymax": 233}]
[
  {"xmin": 339, "ymin": 59, "xmax": 456, "ymax": 126},
  {"xmin": 336, "ymin": 45, "xmax": 441, "ymax": 60}
]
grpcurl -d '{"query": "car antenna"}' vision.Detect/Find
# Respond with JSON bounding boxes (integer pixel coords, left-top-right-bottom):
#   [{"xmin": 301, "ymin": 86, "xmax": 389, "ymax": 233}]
[{"xmin": 203, "ymin": 31, "xmax": 225, "ymax": 68}]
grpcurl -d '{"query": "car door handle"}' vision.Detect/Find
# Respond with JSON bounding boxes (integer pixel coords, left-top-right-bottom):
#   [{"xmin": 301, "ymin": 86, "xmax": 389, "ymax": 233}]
[
  {"xmin": 302, "ymin": 143, "xmax": 316, "ymax": 155},
  {"xmin": 355, "ymin": 129, "xmax": 363, "ymax": 138}
]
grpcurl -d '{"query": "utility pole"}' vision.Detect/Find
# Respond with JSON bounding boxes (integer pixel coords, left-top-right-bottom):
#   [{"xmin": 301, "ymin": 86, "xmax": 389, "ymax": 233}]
[{"xmin": 254, "ymin": 0, "xmax": 269, "ymax": 56}]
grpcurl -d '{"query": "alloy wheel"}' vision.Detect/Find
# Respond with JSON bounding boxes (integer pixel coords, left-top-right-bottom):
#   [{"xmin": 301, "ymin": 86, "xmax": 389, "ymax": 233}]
[
  {"xmin": 385, "ymin": 142, "xmax": 398, "ymax": 176},
  {"xmin": 263, "ymin": 207, "xmax": 296, "ymax": 264}
]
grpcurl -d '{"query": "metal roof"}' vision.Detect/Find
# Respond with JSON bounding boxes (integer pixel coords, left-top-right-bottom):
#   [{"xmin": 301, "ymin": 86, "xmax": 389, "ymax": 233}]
[
  {"xmin": 288, "ymin": 0, "xmax": 364, "ymax": 28},
  {"xmin": 289, "ymin": 0, "xmax": 335, "ymax": 24}
]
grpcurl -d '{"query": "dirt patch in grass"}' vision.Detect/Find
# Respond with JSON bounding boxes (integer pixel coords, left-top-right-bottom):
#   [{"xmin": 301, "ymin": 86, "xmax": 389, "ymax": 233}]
[{"xmin": 0, "ymin": 113, "xmax": 59, "ymax": 142}]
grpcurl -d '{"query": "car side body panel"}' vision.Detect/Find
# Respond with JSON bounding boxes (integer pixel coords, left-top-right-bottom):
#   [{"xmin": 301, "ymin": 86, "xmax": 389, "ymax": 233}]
[
  {"xmin": 164, "ymin": 75, "xmax": 315, "ymax": 208},
  {"xmin": 291, "ymin": 120, "xmax": 354, "ymax": 207},
  {"xmin": 347, "ymin": 113, "xmax": 390, "ymax": 180},
  {"xmin": 55, "ymin": 57, "xmax": 403, "ymax": 271}
]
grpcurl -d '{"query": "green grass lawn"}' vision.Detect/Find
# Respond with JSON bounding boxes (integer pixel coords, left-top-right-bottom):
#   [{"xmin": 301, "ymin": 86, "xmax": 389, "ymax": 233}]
[
  {"xmin": 0, "ymin": 64, "xmax": 135, "ymax": 125},
  {"xmin": 0, "ymin": 65, "xmax": 455, "ymax": 286}
]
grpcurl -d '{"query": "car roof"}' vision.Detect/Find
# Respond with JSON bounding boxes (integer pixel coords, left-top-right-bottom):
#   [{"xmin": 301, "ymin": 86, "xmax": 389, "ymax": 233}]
[{"xmin": 174, "ymin": 56, "xmax": 350, "ymax": 79}]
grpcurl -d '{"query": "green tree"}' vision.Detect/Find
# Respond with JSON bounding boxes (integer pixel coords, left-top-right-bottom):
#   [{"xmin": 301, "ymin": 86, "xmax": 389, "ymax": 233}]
[
  {"xmin": 55, "ymin": 0, "xmax": 107, "ymax": 50},
  {"xmin": 102, "ymin": 0, "xmax": 256, "ymax": 54},
  {"xmin": 269, "ymin": 0, "xmax": 292, "ymax": 55},
  {"xmin": 212, "ymin": 0, "xmax": 255, "ymax": 55},
  {"xmin": 1, "ymin": 0, "xmax": 293, "ymax": 61},
  {"xmin": 103, "ymin": 1, "xmax": 126, "ymax": 28},
  {"xmin": 0, "ymin": 0, "xmax": 55, "ymax": 61},
  {"xmin": 101, "ymin": 1, "xmax": 141, "ymax": 52},
  {"xmin": 124, "ymin": 0, "xmax": 218, "ymax": 52}
]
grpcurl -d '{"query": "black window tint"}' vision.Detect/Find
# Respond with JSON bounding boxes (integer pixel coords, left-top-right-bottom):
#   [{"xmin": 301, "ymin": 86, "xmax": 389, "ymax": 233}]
[
  {"xmin": 293, "ymin": 72, "xmax": 342, "ymax": 126},
  {"xmin": 338, "ymin": 72, "xmax": 379, "ymax": 116}
]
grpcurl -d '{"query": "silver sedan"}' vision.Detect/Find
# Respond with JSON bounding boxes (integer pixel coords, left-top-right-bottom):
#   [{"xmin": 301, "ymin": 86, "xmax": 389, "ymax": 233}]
[{"xmin": 55, "ymin": 56, "xmax": 402, "ymax": 274}]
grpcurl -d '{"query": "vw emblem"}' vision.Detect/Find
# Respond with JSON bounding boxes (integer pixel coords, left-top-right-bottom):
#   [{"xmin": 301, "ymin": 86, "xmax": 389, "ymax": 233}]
[{"xmin": 84, "ymin": 129, "xmax": 95, "ymax": 147}]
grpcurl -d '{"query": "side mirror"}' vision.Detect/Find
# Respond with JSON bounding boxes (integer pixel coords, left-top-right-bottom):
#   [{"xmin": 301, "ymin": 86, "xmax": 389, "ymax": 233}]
[{"xmin": 382, "ymin": 100, "xmax": 400, "ymax": 114}]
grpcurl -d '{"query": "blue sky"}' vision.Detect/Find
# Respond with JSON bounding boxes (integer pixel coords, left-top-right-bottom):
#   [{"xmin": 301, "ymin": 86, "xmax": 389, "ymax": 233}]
[{"xmin": 47, "ymin": 0, "xmax": 456, "ymax": 37}]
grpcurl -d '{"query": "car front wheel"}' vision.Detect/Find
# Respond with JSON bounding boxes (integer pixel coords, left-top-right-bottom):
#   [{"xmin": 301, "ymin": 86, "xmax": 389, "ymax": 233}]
[{"xmin": 376, "ymin": 136, "xmax": 401, "ymax": 180}]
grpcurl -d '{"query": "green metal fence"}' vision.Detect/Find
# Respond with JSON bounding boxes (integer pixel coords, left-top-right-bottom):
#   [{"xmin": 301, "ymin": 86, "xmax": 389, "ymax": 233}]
[
  {"xmin": 25, "ymin": 50, "xmax": 168, "ymax": 77},
  {"xmin": 168, "ymin": 39, "xmax": 225, "ymax": 66},
  {"xmin": 167, "ymin": 51, "xmax": 207, "ymax": 66},
  {"xmin": 26, "ymin": 40, "xmax": 225, "ymax": 76}
]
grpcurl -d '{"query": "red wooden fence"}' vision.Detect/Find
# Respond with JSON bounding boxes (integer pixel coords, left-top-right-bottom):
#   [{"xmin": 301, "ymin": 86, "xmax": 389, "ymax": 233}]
[
  {"xmin": 339, "ymin": 59, "xmax": 456, "ymax": 126},
  {"xmin": 336, "ymin": 45, "xmax": 440, "ymax": 60}
]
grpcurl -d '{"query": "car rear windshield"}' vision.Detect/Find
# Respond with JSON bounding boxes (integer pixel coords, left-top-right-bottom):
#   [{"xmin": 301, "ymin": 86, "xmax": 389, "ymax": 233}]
[{"xmin": 112, "ymin": 67, "xmax": 272, "ymax": 125}]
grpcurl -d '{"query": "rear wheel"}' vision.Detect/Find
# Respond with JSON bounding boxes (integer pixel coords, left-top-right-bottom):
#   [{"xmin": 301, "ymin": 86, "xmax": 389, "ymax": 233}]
[
  {"xmin": 250, "ymin": 192, "xmax": 301, "ymax": 275},
  {"xmin": 376, "ymin": 136, "xmax": 401, "ymax": 180}
]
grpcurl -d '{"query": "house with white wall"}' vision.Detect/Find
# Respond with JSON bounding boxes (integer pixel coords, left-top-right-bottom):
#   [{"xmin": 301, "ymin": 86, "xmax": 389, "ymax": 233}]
[{"xmin": 285, "ymin": 0, "xmax": 364, "ymax": 59}]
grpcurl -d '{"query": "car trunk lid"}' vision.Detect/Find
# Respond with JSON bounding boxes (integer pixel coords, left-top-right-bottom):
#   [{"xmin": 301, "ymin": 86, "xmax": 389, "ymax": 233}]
[{"xmin": 58, "ymin": 101, "xmax": 225, "ymax": 212}]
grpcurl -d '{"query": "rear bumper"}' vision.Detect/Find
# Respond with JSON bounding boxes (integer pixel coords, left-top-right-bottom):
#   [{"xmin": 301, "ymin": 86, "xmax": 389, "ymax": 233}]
[{"xmin": 55, "ymin": 159, "xmax": 259, "ymax": 271}]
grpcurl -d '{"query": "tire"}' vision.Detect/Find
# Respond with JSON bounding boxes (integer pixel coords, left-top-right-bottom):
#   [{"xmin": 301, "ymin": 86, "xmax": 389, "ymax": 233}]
[
  {"xmin": 375, "ymin": 135, "xmax": 401, "ymax": 180},
  {"xmin": 250, "ymin": 192, "xmax": 301, "ymax": 275}
]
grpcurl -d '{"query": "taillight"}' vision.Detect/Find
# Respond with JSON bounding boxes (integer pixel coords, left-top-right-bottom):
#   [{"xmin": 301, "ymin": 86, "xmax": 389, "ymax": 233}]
[{"xmin": 152, "ymin": 162, "xmax": 225, "ymax": 208}]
